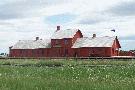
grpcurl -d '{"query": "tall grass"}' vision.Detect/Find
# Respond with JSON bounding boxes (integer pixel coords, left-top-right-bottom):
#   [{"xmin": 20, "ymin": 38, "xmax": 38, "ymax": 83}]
[
  {"xmin": 0, "ymin": 59, "xmax": 135, "ymax": 67},
  {"xmin": 0, "ymin": 59, "xmax": 135, "ymax": 90}
]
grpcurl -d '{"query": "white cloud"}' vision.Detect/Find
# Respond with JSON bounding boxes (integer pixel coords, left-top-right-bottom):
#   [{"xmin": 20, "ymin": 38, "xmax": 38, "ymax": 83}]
[{"xmin": 0, "ymin": 0, "xmax": 135, "ymax": 53}]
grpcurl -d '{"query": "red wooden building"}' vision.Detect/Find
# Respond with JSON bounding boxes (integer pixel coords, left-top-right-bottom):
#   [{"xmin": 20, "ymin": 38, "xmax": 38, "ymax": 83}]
[
  {"xmin": 9, "ymin": 26, "xmax": 121, "ymax": 57},
  {"xmin": 119, "ymin": 50, "xmax": 135, "ymax": 56}
]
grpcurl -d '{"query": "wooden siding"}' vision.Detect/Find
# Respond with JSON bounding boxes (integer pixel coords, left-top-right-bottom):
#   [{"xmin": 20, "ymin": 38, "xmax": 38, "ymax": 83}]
[{"xmin": 9, "ymin": 30, "xmax": 121, "ymax": 57}]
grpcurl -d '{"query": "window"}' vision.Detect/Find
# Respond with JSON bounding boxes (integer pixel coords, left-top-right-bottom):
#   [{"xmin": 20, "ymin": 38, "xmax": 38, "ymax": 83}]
[
  {"xmin": 20, "ymin": 50, "xmax": 28, "ymax": 57},
  {"xmin": 64, "ymin": 49, "xmax": 68, "ymax": 56},
  {"xmin": 92, "ymin": 50, "xmax": 95, "ymax": 54},
  {"xmin": 41, "ymin": 49, "xmax": 44, "ymax": 55},
  {"xmin": 55, "ymin": 40, "xmax": 59, "ymax": 45},
  {"xmin": 64, "ymin": 38, "xmax": 68, "ymax": 45},
  {"xmin": 20, "ymin": 50, "xmax": 23, "ymax": 55},
  {"xmin": 32, "ymin": 50, "xmax": 35, "ymax": 56},
  {"xmin": 98, "ymin": 48, "xmax": 102, "ymax": 51},
  {"xmin": 54, "ymin": 40, "xmax": 61, "ymax": 47}
]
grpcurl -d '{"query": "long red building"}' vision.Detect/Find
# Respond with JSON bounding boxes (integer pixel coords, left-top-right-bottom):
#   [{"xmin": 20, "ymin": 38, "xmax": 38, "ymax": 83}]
[{"xmin": 9, "ymin": 26, "xmax": 121, "ymax": 57}]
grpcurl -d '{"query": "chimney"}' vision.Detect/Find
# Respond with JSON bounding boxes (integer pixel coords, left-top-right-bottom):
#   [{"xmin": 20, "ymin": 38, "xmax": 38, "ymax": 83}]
[
  {"xmin": 92, "ymin": 34, "xmax": 96, "ymax": 38},
  {"xmin": 56, "ymin": 26, "xmax": 60, "ymax": 31},
  {"xmin": 36, "ymin": 37, "xmax": 39, "ymax": 40},
  {"xmin": 9, "ymin": 46, "xmax": 13, "ymax": 50}
]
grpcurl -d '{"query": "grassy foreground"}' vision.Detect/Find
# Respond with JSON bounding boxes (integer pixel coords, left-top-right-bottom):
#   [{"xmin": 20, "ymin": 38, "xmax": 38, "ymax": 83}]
[{"xmin": 0, "ymin": 59, "xmax": 135, "ymax": 90}]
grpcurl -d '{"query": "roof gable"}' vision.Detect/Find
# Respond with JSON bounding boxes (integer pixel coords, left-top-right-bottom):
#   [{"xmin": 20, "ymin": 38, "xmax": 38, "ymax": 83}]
[
  {"xmin": 11, "ymin": 39, "xmax": 51, "ymax": 49},
  {"xmin": 51, "ymin": 29, "xmax": 79, "ymax": 39},
  {"xmin": 116, "ymin": 38, "xmax": 121, "ymax": 48},
  {"xmin": 72, "ymin": 36, "xmax": 116, "ymax": 48}
]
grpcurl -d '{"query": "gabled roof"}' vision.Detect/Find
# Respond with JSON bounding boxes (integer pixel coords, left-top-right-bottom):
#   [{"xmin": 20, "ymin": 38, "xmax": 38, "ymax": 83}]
[
  {"xmin": 72, "ymin": 36, "xmax": 116, "ymax": 48},
  {"xmin": 11, "ymin": 39, "xmax": 51, "ymax": 49},
  {"xmin": 51, "ymin": 29, "xmax": 79, "ymax": 39}
]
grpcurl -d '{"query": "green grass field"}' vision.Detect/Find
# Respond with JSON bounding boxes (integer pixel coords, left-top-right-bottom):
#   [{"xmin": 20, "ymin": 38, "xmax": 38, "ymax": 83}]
[{"xmin": 0, "ymin": 59, "xmax": 135, "ymax": 90}]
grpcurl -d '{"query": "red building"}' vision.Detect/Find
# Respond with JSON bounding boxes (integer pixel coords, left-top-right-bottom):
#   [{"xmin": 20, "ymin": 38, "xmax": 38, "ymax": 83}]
[
  {"xmin": 9, "ymin": 26, "xmax": 121, "ymax": 57},
  {"xmin": 119, "ymin": 50, "xmax": 135, "ymax": 56}
]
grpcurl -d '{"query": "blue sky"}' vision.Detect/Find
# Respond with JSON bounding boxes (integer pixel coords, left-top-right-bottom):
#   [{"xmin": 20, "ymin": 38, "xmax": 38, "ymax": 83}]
[
  {"xmin": 0, "ymin": 0, "xmax": 135, "ymax": 53},
  {"xmin": 46, "ymin": 14, "xmax": 76, "ymax": 24}
]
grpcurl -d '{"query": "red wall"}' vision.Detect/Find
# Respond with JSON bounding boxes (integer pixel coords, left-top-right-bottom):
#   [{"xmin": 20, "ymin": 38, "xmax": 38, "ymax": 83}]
[
  {"xmin": 74, "ymin": 47, "xmax": 112, "ymax": 57},
  {"xmin": 9, "ymin": 47, "xmax": 117, "ymax": 57},
  {"xmin": 111, "ymin": 39, "xmax": 121, "ymax": 56},
  {"xmin": 119, "ymin": 51, "xmax": 135, "ymax": 56},
  {"xmin": 72, "ymin": 30, "xmax": 83, "ymax": 44},
  {"xmin": 9, "ymin": 45, "xmax": 119, "ymax": 58},
  {"xmin": 9, "ymin": 31, "xmax": 121, "ymax": 57},
  {"xmin": 47, "ymin": 30, "xmax": 83, "ymax": 57},
  {"xmin": 51, "ymin": 39, "xmax": 73, "ymax": 48},
  {"xmin": 9, "ymin": 49, "xmax": 33, "ymax": 57}
]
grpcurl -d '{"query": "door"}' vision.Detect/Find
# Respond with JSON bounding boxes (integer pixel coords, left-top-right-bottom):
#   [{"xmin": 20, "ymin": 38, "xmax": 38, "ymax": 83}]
[{"xmin": 64, "ymin": 49, "xmax": 68, "ymax": 57}]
